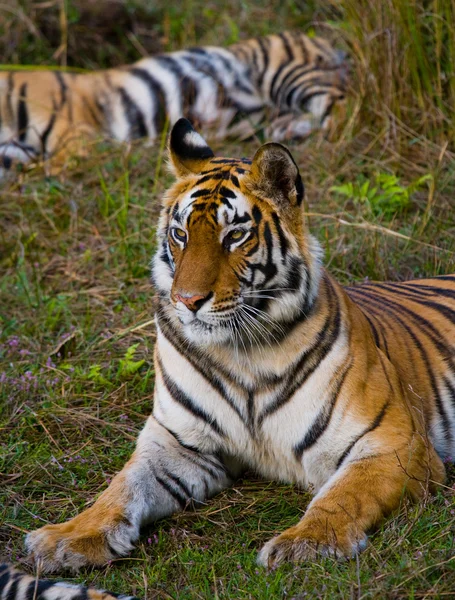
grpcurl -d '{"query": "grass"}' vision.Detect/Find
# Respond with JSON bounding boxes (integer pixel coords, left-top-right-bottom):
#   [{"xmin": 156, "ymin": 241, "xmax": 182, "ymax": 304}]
[{"xmin": 1, "ymin": 1, "xmax": 455, "ymax": 598}]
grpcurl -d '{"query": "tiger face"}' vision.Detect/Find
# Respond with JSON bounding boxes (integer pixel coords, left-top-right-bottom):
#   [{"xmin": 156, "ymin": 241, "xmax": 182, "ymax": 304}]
[{"xmin": 152, "ymin": 119, "xmax": 322, "ymax": 346}]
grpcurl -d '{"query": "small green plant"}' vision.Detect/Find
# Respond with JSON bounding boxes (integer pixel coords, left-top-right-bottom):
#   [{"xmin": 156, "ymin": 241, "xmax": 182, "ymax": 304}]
[
  {"xmin": 330, "ymin": 173, "xmax": 432, "ymax": 217},
  {"xmin": 117, "ymin": 343, "xmax": 145, "ymax": 379},
  {"xmin": 87, "ymin": 364, "xmax": 111, "ymax": 386}
]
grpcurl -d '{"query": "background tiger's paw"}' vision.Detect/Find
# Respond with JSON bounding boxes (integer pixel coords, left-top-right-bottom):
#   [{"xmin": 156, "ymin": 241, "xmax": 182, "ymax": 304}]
[
  {"xmin": 257, "ymin": 524, "xmax": 368, "ymax": 569},
  {"xmin": 25, "ymin": 523, "xmax": 114, "ymax": 572}
]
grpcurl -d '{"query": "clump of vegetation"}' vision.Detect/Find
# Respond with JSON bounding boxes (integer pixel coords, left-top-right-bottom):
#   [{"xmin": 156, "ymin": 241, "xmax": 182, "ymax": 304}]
[
  {"xmin": 330, "ymin": 172, "xmax": 433, "ymax": 217},
  {"xmin": 1, "ymin": 1, "xmax": 455, "ymax": 599}
]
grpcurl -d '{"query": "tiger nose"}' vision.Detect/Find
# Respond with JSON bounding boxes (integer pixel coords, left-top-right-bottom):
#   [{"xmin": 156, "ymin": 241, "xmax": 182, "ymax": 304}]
[{"xmin": 175, "ymin": 293, "xmax": 211, "ymax": 312}]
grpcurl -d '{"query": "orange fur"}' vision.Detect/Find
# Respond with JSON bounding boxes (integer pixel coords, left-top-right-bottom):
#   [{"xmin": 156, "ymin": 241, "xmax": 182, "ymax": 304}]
[{"xmin": 21, "ymin": 124, "xmax": 455, "ymax": 578}]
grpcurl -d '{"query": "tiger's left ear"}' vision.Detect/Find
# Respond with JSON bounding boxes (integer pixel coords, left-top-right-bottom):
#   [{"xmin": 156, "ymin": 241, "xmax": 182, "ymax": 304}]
[
  {"xmin": 168, "ymin": 118, "xmax": 215, "ymax": 177},
  {"xmin": 250, "ymin": 143, "xmax": 304, "ymax": 207}
]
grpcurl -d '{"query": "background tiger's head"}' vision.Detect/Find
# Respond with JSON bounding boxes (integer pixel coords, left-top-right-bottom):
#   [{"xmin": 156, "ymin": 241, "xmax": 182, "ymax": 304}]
[{"xmin": 152, "ymin": 119, "xmax": 323, "ymax": 346}]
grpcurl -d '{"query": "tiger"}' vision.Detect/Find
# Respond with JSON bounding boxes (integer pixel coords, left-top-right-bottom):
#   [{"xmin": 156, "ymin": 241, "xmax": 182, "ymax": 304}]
[
  {"xmin": 0, "ymin": 31, "xmax": 347, "ymax": 178},
  {"xmin": 2, "ymin": 118, "xmax": 454, "ymax": 600}
]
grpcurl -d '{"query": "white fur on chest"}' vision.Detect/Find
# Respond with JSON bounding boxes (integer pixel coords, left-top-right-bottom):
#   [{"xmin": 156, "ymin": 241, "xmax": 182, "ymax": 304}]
[{"xmin": 154, "ymin": 324, "xmax": 354, "ymax": 493}]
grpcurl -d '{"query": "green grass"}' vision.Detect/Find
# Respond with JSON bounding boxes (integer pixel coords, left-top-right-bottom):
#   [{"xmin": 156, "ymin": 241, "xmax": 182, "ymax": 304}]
[{"xmin": 1, "ymin": 1, "xmax": 455, "ymax": 598}]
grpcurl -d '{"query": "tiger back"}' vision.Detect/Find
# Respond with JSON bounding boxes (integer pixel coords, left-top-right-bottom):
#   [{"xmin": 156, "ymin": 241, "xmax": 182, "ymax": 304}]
[{"xmin": 0, "ymin": 31, "xmax": 347, "ymax": 177}]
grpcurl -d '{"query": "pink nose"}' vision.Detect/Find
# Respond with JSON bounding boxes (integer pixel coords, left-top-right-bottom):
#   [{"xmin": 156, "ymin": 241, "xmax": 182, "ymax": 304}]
[{"xmin": 175, "ymin": 293, "xmax": 208, "ymax": 312}]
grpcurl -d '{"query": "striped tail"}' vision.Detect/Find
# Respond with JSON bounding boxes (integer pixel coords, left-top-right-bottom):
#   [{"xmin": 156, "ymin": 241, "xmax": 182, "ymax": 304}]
[{"xmin": 0, "ymin": 564, "xmax": 139, "ymax": 600}]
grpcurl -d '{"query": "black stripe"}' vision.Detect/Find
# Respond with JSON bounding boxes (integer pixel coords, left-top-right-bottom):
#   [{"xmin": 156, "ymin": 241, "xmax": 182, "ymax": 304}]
[
  {"xmin": 4, "ymin": 573, "xmax": 20, "ymax": 600},
  {"xmin": 54, "ymin": 71, "xmax": 67, "ymax": 107},
  {"xmin": 158, "ymin": 355, "xmax": 226, "ymax": 437},
  {"xmin": 294, "ymin": 358, "xmax": 353, "ymax": 460},
  {"xmin": 403, "ymin": 283, "xmax": 455, "ymax": 299},
  {"xmin": 416, "ymin": 275, "xmax": 455, "ymax": 282},
  {"xmin": 17, "ymin": 83, "xmax": 28, "ymax": 142},
  {"xmin": 256, "ymin": 36, "xmax": 270, "ymax": 90},
  {"xmin": 129, "ymin": 67, "xmax": 167, "ymax": 134},
  {"xmin": 445, "ymin": 377, "xmax": 455, "ymax": 410},
  {"xmin": 156, "ymin": 475, "xmax": 187, "ymax": 509},
  {"xmin": 117, "ymin": 87, "xmax": 147, "ymax": 139},
  {"xmin": 191, "ymin": 188, "xmax": 212, "ymax": 198},
  {"xmin": 278, "ymin": 32, "xmax": 294, "ymax": 61},
  {"xmin": 294, "ymin": 87, "xmax": 333, "ymax": 111},
  {"xmin": 292, "ymin": 31, "xmax": 309, "ymax": 63},
  {"xmin": 40, "ymin": 101, "xmax": 57, "ymax": 154},
  {"xmin": 246, "ymin": 390, "xmax": 255, "ymax": 433},
  {"xmin": 362, "ymin": 311, "xmax": 381, "ymax": 348},
  {"xmin": 270, "ymin": 62, "xmax": 292, "ymax": 103},
  {"xmin": 286, "ymin": 256, "xmax": 303, "ymax": 292},
  {"xmin": 249, "ymin": 221, "xmax": 277, "ymax": 286},
  {"xmin": 0, "ymin": 566, "xmax": 10, "ymax": 591},
  {"xmin": 336, "ymin": 399, "xmax": 390, "ymax": 469},
  {"xmin": 219, "ymin": 185, "xmax": 236, "ymax": 199},
  {"xmin": 221, "ymin": 197, "xmax": 233, "ymax": 209},
  {"xmin": 230, "ymin": 174, "xmax": 240, "ymax": 188},
  {"xmin": 252, "ymin": 205, "xmax": 262, "ymax": 225},
  {"xmin": 271, "ymin": 211, "xmax": 288, "ymax": 258},
  {"xmin": 162, "ymin": 468, "xmax": 192, "ymax": 499},
  {"xmin": 352, "ymin": 300, "xmax": 392, "ymax": 358},
  {"xmin": 366, "ymin": 282, "xmax": 435, "ymax": 299},
  {"xmin": 6, "ymin": 73, "xmax": 14, "ymax": 122},
  {"xmin": 417, "ymin": 299, "xmax": 455, "ymax": 324}
]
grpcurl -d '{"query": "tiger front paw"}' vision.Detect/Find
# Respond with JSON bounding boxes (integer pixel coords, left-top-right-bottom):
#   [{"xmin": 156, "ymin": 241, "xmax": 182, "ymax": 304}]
[
  {"xmin": 257, "ymin": 517, "xmax": 368, "ymax": 569},
  {"xmin": 25, "ymin": 513, "xmax": 135, "ymax": 572}
]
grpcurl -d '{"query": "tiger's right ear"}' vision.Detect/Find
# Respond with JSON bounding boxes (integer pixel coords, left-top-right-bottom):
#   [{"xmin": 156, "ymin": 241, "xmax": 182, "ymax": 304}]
[{"xmin": 168, "ymin": 118, "xmax": 215, "ymax": 177}]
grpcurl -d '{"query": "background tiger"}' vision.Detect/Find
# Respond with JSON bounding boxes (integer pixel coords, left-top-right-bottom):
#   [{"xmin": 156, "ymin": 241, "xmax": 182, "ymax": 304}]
[
  {"xmin": 2, "ymin": 119, "xmax": 453, "ymax": 599},
  {"xmin": 0, "ymin": 31, "xmax": 346, "ymax": 177}
]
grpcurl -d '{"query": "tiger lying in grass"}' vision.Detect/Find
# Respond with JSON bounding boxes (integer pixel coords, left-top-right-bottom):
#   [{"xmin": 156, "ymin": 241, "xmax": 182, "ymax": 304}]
[
  {"xmin": 0, "ymin": 31, "xmax": 346, "ymax": 178},
  {"xmin": 1, "ymin": 119, "xmax": 454, "ymax": 600}
]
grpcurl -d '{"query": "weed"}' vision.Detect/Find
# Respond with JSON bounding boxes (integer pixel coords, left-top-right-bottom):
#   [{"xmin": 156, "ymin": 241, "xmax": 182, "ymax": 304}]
[{"xmin": 330, "ymin": 172, "xmax": 433, "ymax": 217}]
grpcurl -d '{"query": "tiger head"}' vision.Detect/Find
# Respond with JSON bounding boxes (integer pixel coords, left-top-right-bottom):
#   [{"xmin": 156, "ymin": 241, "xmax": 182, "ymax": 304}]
[{"xmin": 152, "ymin": 119, "xmax": 323, "ymax": 346}]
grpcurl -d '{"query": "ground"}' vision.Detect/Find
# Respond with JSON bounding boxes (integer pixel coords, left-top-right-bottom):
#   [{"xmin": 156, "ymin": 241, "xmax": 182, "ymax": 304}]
[{"xmin": 1, "ymin": 1, "xmax": 455, "ymax": 598}]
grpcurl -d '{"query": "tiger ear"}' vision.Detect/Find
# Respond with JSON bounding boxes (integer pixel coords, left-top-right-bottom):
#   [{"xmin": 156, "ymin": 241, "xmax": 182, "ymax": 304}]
[
  {"xmin": 168, "ymin": 118, "xmax": 215, "ymax": 177},
  {"xmin": 249, "ymin": 143, "xmax": 304, "ymax": 207}
]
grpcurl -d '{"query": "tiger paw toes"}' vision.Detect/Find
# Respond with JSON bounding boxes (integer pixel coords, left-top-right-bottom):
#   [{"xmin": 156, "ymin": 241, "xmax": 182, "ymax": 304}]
[
  {"xmin": 257, "ymin": 524, "xmax": 368, "ymax": 568},
  {"xmin": 25, "ymin": 523, "xmax": 114, "ymax": 572}
]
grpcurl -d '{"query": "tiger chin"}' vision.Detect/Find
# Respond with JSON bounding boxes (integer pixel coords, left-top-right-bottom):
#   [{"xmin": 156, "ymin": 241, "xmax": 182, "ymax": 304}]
[{"xmin": 5, "ymin": 118, "xmax": 454, "ymax": 597}]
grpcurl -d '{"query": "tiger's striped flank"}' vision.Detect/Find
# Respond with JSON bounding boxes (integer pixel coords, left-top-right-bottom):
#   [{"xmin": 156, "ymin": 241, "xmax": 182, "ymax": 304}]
[
  {"xmin": 0, "ymin": 31, "xmax": 346, "ymax": 176},
  {"xmin": 3, "ymin": 121, "xmax": 453, "ymax": 596}
]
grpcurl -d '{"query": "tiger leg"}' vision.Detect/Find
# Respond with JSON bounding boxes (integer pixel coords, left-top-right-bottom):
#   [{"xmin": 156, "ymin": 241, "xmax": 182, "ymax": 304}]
[
  {"xmin": 265, "ymin": 102, "xmax": 339, "ymax": 142},
  {"xmin": 26, "ymin": 416, "xmax": 234, "ymax": 572},
  {"xmin": 258, "ymin": 433, "xmax": 445, "ymax": 567}
]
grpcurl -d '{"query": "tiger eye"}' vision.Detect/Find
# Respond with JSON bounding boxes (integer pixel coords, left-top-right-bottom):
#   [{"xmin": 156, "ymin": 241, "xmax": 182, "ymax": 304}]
[
  {"xmin": 172, "ymin": 228, "xmax": 187, "ymax": 242},
  {"xmin": 230, "ymin": 230, "xmax": 244, "ymax": 240}
]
